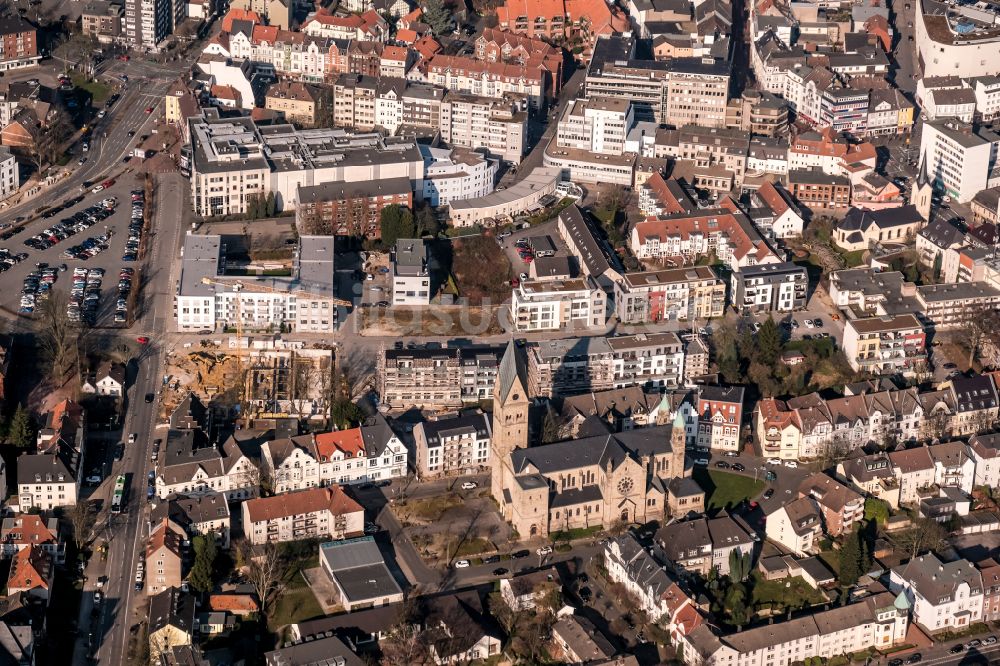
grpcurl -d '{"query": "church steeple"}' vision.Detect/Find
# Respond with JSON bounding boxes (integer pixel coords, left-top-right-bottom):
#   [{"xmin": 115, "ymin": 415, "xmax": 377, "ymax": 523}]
[{"xmin": 490, "ymin": 340, "xmax": 531, "ymax": 506}]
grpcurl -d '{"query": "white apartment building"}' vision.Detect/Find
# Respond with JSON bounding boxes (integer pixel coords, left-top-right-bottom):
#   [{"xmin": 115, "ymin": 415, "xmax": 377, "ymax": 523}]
[
  {"xmin": 16, "ymin": 452, "xmax": 79, "ymax": 512},
  {"xmin": 681, "ymin": 592, "xmax": 909, "ymax": 666},
  {"xmin": 556, "ymin": 97, "xmax": 635, "ymax": 156},
  {"xmin": 439, "ymin": 92, "xmax": 527, "ymax": 164},
  {"xmin": 842, "ymin": 314, "xmax": 928, "ymax": 376},
  {"xmin": 511, "ymin": 276, "xmax": 606, "ymax": 332},
  {"xmin": 889, "ymin": 554, "xmax": 983, "ymax": 634},
  {"xmin": 413, "ymin": 411, "xmax": 492, "ymax": 478},
  {"xmin": 970, "ymin": 433, "xmax": 1000, "ymax": 489},
  {"xmin": 614, "ymin": 266, "xmax": 727, "ymax": 324},
  {"xmin": 261, "ymin": 418, "xmax": 408, "ymax": 491},
  {"xmin": 973, "ymin": 77, "xmax": 1000, "ymax": 122},
  {"xmin": 175, "ymin": 234, "xmax": 339, "ymax": 333},
  {"xmin": 919, "ymin": 120, "xmax": 1000, "ymax": 203},
  {"xmin": 766, "ymin": 497, "xmax": 822, "ymax": 556},
  {"xmin": 391, "ymin": 238, "xmax": 430, "ymax": 305},
  {"xmin": 242, "ymin": 486, "xmax": 364, "ymax": 545},
  {"xmin": 420, "ymin": 146, "xmax": 498, "ymax": 206},
  {"xmin": 0, "ymin": 147, "xmax": 18, "ymax": 200},
  {"xmin": 606, "ymin": 333, "xmax": 685, "ymax": 389}
]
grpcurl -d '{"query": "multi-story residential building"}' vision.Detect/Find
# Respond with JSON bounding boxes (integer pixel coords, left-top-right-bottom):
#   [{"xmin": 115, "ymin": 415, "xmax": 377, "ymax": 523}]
[
  {"xmin": 420, "ymin": 53, "xmax": 549, "ymax": 111},
  {"xmin": 680, "ymin": 592, "xmax": 909, "ymax": 666},
  {"xmin": 798, "ymin": 473, "xmax": 864, "ymax": 537},
  {"xmin": 439, "ymin": 92, "xmax": 527, "ymax": 164},
  {"xmin": 295, "ymin": 178, "xmax": 413, "ymax": 239},
  {"xmin": 495, "ymin": 0, "xmax": 628, "ymax": 50},
  {"xmin": 655, "ymin": 514, "xmax": 756, "ymax": 577},
  {"xmin": 377, "ymin": 347, "xmax": 463, "ymax": 409},
  {"xmin": 838, "ymin": 452, "xmax": 901, "ymax": 508},
  {"xmin": 655, "ymin": 125, "xmax": 750, "ymax": 188},
  {"xmin": 313, "ymin": 417, "xmax": 408, "ymax": 485},
  {"xmin": 742, "ymin": 181, "xmax": 804, "ymax": 239},
  {"xmin": 150, "ymin": 491, "xmax": 232, "ymax": 548},
  {"xmin": 124, "ymin": 0, "xmax": 173, "ymax": 51},
  {"xmin": 81, "ymin": 1, "xmax": 124, "ymax": 43},
  {"xmin": 607, "ymin": 333, "xmax": 685, "ymax": 389},
  {"xmin": 242, "ymin": 486, "xmax": 364, "ymax": 545},
  {"xmin": 300, "ymin": 7, "xmax": 386, "ymax": 40},
  {"xmin": 264, "ymin": 81, "xmax": 326, "ymax": 126},
  {"xmin": 890, "ymin": 554, "xmax": 983, "ymax": 634},
  {"xmin": 510, "ymin": 276, "xmax": 607, "ymax": 332},
  {"xmin": 924, "ymin": 87, "xmax": 977, "ymax": 123},
  {"xmin": 391, "ymin": 238, "xmax": 431, "ymax": 305},
  {"xmin": 730, "ymin": 262, "xmax": 807, "ymax": 315},
  {"xmin": 585, "ymin": 36, "xmax": 729, "ymax": 125},
  {"xmin": 414, "ymin": 411, "xmax": 492, "ymax": 478},
  {"xmin": 0, "ymin": 16, "xmax": 39, "ymax": 71},
  {"xmin": 755, "ymin": 384, "xmax": 927, "ymax": 461},
  {"xmin": 919, "ymin": 120, "xmax": 1000, "ymax": 203},
  {"xmin": 915, "ymin": 282, "xmax": 1000, "ymax": 331},
  {"xmin": 766, "ymin": 496, "xmax": 822, "ymax": 556},
  {"xmin": 630, "ymin": 209, "xmax": 783, "ymax": 272},
  {"xmin": 614, "ymin": 266, "xmax": 727, "ymax": 324},
  {"xmin": 979, "ymin": 558, "xmax": 1000, "ymax": 622},
  {"xmin": 186, "ymin": 112, "xmax": 423, "ymax": 217},
  {"xmin": 696, "ymin": 385, "xmax": 744, "ymax": 452},
  {"xmin": 175, "ymin": 234, "xmax": 340, "ymax": 333},
  {"xmin": 146, "ymin": 519, "xmax": 184, "ymax": 595},
  {"xmin": 16, "ymin": 448, "xmax": 79, "ymax": 512},
  {"xmin": 527, "ymin": 334, "xmax": 688, "ymax": 397},
  {"xmin": 421, "ymin": 145, "xmax": 498, "ymax": 206},
  {"xmin": 0, "ymin": 146, "xmax": 18, "ymax": 201},
  {"xmin": 969, "ymin": 433, "xmax": 1000, "ymax": 489},
  {"xmin": 866, "ymin": 87, "xmax": 915, "ymax": 136},
  {"xmin": 556, "ymin": 97, "xmax": 634, "ymax": 155},
  {"xmin": 0, "ymin": 514, "xmax": 63, "ymax": 562},
  {"xmin": 888, "ymin": 446, "xmax": 936, "ymax": 505},
  {"xmin": 843, "ymin": 314, "xmax": 927, "ymax": 376},
  {"xmin": 950, "ymin": 374, "xmax": 1000, "ymax": 436},
  {"xmin": 787, "ymin": 168, "xmax": 852, "ymax": 210},
  {"xmin": 973, "ymin": 76, "xmax": 1000, "ymax": 122},
  {"xmin": 928, "ymin": 440, "xmax": 976, "ymax": 493},
  {"xmin": 457, "ymin": 345, "xmax": 505, "ymax": 403},
  {"xmin": 264, "ymin": 435, "xmax": 322, "ymax": 494}
]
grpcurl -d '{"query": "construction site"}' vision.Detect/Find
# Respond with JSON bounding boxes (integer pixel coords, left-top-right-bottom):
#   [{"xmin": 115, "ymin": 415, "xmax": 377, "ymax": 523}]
[{"xmin": 161, "ymin": 337, "xmax": 335, "ymax": 425}]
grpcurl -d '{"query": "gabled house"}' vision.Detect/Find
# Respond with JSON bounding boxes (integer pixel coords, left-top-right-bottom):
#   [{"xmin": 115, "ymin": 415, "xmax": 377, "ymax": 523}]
[
  {"xmin": 655, "ymin": 513, "xmax": 756, "ymax": 576},
  {"xmin": 242, "ymin": 485, "xmax": 364, "ymax": 545},
  {"xmin": 35, "ymin": 399, "xmax": 85, "ymax": 455},
  {"xmin": 499, "ymin": 567, "xmax": 562, "ymax": 612},
  {"xmin": 837, "ymin": 451, "xmax": 900, "ymax": 508},
  {"xmin": 82, "ymin": 361, "xmax": 126, "ymax": 397},
  {"xmin": 948, "ymin": 375, "xmax": 999, "ymax": 436},
  {"xmin": 766, "ymin": 497, "xmax": 822, "ymax": 556},
  {"xmin": 604, "ymin": 534, "xmax": 703, "ymax": 635},
  {"xmin": 969, "ymin": 433, "xmax": 1000, "ymax": 489},
  {"xmin": 0, "ymin": 515, "xmax": 63, "ymax": 563},
  {"xmin": 978, "ymin": 558, "xmax": 1000, "ymax": 622},
  {"xmin": 150, "ymin": 491, "xmax": 231, "ymax": 548},
  {"xmin": 928, "ymin": 441, "xmax": 976, "ymax": 493},
  {"xmin": 148, "ymin": 588, "xmax": 197, "ymax": 662},
  {"xmin": 889, "ymin": 553, "xmax": 983, "ymax": 634},
  {"xmin": 146, "ymin": 518, "xmax": 185, "ymax": 596},
  {"xmin": 16, "ymin": 446, "xmax": 79, "ymax": 512},
  {"xmin": 423, "ymin": 592, "xmax": 503, "ymax": 665},
  {"xmin": 797, "ymin": 473, "xmax": 864, "ymax": 537},
  {"xmin": 888, "ymin": 446, "xmax": 936, "ymax": 505},
  {"xmin": 6, "ymin": 545, "xmax": 52, "ymax": 601},
  {"xmin": 696, "ymin": 385, "xmax": 744, "ymax": 452}
]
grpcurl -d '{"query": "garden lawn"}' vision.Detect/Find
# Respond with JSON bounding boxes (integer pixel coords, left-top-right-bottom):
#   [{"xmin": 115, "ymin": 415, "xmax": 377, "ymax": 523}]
[
  {"xmin": 268, "ymin": 574, "xmax": 323, "ymax": 630},
  {"xmin": 751, "ymin": 573, "xmax": 828, "ymax": 609},
  {"xmin": 72, "ymin": 74, "xmax": 112, "ymax": 105},
  {"xmin": 693, "ymin": 468, "xmax": 765, "ymax": 511}
]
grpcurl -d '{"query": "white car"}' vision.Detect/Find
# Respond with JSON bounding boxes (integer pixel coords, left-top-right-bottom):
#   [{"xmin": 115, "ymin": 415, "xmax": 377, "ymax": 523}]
[
  {"xmin": 536, "ymin": 545, "xmax": 553, "ymax": 556},
  {"xmin": 128, "ymin": 433, "xmax": 137, "ymax": 444},
  {"xmin": 784, "ymin": 460, "xmax": 798, "ymax": 468},
  {"xmin": 766, "ymin": 458, "xmax": 782, "ymax": 466},
  {"xmin": 804, "ymin": 319, "xmax": 815, "ymax": 329},
  {"xmin": 454, "ymin": 559, "xmax": 471, "ymax": 569},
  {"xmin": 92, "ymin": 185, "xmax": 104, "ymax": 193},
  {"xmin": 461, "ymin": 482, "xmax": 478, "ymax": 490},
  {"xmin": 723, "ymin": 451, "xmax": 739, "ymax": 457}
]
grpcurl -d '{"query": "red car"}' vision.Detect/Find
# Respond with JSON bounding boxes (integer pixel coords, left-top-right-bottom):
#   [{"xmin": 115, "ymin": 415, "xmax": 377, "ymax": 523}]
[
  {"xmin": 102, "ymin": 179, "xmax": 115, "ymax": 188},
  {"xmin": 118, "ymin": 55, "xmax": 130, "ymax": 61},
  {"xmin": 136, "ymin": 336, "xmax": 149, "ymax": 344},
  {"xmin": 145, "ymin": 106, "xmax": 154, "ymax": 114}
]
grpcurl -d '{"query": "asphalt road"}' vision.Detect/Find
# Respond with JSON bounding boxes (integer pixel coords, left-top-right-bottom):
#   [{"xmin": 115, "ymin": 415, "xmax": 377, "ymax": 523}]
[{"xmin": 72, "ymin": 175, "xmax": 188, "ymax": 666}]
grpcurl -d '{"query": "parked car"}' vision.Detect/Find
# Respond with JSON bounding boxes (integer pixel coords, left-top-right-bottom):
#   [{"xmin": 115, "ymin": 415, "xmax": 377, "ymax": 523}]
[
  {"xmin": 763, "ymin": 489, "xmax": 775, "ymax": 500},
  {"xmin": 460, "ymin": 482, "xmax": 478, "ymax": 490},
  {"xmin": 536, "ymin": 545, "xmax": 553, "ymax": 556},
  {"xmin": 784, "ymin": 460, "xmax": 798, "ymax": 468},
  {"xmin": 454, "ymin": 560, "xmax": 470, "ymax": 569}
]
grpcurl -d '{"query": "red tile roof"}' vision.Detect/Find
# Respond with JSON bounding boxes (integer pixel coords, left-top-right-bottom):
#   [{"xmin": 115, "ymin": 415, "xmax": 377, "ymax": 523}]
[
  {"xmin": 244, "ymin": 486, "xmax": 362, "ymax": 523},
  {"xmin": 7, "ymin": 545, "xmax": 51, "ymax": 593},
  {"xmin": 1, "ymin": 515, "xmax": 57, "ymax": 549},
  {"xmin": 315, "ymin": 428, "xmax": 365, "ymax": 460},
  {"xmin": 222, "ymin": 7, "xmax": 261, "ymax": 32}
]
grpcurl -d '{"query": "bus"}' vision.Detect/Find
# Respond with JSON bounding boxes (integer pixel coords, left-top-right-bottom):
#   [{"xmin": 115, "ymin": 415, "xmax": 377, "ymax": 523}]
[{"xmin": 111, "ymin": 475, "xmax": 127, "ymax": 514}]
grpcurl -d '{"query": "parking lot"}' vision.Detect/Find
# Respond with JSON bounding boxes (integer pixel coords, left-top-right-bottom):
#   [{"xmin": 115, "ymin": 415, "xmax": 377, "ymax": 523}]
[
  {"xmin": 2, "ymin": 178, "xmax": 147, "ymax": 327},
  {"xmin": 498, "ymin": 219, "xmax": 573, "ymax": 283}
]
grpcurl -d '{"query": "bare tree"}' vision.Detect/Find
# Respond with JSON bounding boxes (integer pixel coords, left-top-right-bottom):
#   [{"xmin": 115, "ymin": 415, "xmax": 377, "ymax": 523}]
[
  {"xmin": 896, "ymin": 517, "xmax": 946, "ymax": 559},
  {"xmin": 67, "ymin": 500, "xmax": 95, "ymax": 550},
  {"xmin": 238, "ymin": 540, "xmax": 284, "ymax": 616},
  {"xmin": 957, "ymin": 306, "xmax": 1000, "ymax": 369},
  {"xmin": 37, "ymin": 292, "xmax": 79, "ymax": 383},
  {"xmin": 379, "ymin": 598, "xmax": 430, "ymax": 665},
  {"xmin": 920, "ymin": 408, "xmax": 952, "ymax": 442}
]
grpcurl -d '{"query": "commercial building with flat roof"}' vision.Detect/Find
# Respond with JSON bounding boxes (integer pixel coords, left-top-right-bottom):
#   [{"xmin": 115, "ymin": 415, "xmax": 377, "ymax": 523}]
[{"xmin": 319, "ymin": 537, "xmax": 405, "ymax": 611}]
